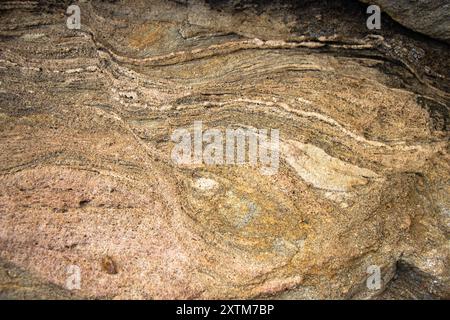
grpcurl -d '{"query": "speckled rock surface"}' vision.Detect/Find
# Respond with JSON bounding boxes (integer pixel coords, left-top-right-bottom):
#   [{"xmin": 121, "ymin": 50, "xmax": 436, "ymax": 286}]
[
  {"xmin": 0, "ymin": 0, "xmax": 449, "ymax": 299},
  {"xmin": 360, "ymin": 0, "xmax": 450, "ymax": 43}
]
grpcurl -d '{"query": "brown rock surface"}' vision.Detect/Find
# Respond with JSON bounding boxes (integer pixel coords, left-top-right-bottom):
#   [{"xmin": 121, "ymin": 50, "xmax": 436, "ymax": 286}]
[{"xmin": 0, "ymin": 0, "xmax": 449, "ymax": 299}]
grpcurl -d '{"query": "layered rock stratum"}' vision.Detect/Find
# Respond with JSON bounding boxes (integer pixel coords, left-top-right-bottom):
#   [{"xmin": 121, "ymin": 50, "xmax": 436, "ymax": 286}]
[{"xmin": 0, "ymin": 0, "xmax": 449, "ymax": 299}]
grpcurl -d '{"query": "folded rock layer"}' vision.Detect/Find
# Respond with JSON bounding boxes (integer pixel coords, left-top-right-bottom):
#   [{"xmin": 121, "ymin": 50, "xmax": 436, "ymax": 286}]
[{"xmin": 0, "ymin": 0, "xmax": 449, "ymax": 299}]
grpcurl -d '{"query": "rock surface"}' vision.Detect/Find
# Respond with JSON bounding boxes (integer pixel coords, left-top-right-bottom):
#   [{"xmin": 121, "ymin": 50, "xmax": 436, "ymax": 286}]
[
  {"xmin": 360, "ymin": 0, "xmax": 450, "ymax": 43},
  {"xmin": 0, "ymin": 0, "xmax": 449, "ymax": 299}
]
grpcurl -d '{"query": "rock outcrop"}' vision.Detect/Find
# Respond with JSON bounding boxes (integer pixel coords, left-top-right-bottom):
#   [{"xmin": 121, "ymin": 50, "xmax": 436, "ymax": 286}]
[
  {"xmin": 0, "ymin": 0, "xmax": 449, "ymax": 299},
  {"xmin": 360, "ymin": 0, "xmax": 450, "ymax": 43}
]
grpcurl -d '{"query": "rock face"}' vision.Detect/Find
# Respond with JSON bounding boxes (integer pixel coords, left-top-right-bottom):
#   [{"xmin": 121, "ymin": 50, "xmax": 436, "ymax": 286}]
[
  {"xmin": 0, "ymin": 0, "xmax": 449, "ymax": 299},
  {"xmin": 360, "ymin": 0, "xmax": 450, "ymax": 43}
]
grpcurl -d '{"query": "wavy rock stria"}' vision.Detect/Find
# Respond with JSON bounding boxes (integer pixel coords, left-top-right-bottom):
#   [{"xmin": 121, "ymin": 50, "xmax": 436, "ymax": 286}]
[{"xmin": 0, "ymin": 0, "xmax": 449, "ymax": 299}]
